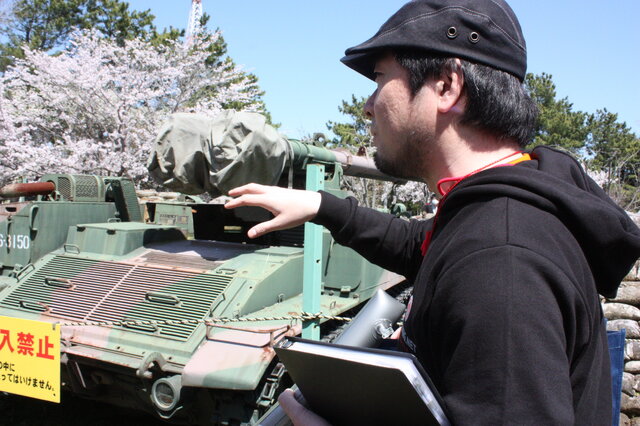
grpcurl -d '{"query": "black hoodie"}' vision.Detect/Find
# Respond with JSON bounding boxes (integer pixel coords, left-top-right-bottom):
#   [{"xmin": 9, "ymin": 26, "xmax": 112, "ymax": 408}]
[{"xmin": 313, "ymin": 146, "xmax": 640, "ymax": 425}]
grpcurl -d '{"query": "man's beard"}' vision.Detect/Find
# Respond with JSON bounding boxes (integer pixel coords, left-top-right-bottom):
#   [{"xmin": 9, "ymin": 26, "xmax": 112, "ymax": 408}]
[
  {"xmin": 373, "ymin": 150, "xmax": 404, "ymax": 178},
  {"xmin": 372, "ymin": 137, "xmax": 426, "ymax": 182}
]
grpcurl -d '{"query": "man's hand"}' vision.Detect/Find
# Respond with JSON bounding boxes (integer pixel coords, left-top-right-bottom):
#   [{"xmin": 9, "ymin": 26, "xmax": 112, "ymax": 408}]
[
  {"xmin": 278, "ymin": 388, "xmax": 332, "ymax": 426},
  {"xmin": 225, "ymin": 184, "xmax": 321, "ymax": 238}
]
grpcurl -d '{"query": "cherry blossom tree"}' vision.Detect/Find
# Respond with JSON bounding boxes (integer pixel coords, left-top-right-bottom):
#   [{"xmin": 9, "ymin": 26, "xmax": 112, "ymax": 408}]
[{"xmin": 0, "ymin": 29, "xmax": 263, "ymax": 186}]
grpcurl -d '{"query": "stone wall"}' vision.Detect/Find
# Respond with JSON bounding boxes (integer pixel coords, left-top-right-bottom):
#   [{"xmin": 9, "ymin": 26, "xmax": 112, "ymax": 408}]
[{"xmin": 605, "ymin": 260, "xmax": 640, "ymax": 425}]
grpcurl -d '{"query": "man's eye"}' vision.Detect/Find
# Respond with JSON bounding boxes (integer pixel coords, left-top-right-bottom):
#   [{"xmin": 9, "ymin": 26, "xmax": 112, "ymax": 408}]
[{"xmin": 373, "ymin": 72, "xmax": 383, "ymax": 81}]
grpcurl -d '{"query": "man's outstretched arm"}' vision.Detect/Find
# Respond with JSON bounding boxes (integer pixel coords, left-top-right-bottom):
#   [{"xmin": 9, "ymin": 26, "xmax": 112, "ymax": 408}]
[{"xmin": 226, "ymin": 183, "xmax": 429, "ymax": 279}]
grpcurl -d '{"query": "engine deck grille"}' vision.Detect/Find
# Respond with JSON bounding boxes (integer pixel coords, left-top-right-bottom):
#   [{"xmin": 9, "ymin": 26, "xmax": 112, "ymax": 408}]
[
  {"xmin": 1, "ymin": 255, "xmax": 233, "ymax": 341},
  {"xmin": 75, "ymin": 175, "xmax": 99, "ymax": 198},
  {"xmin": 57, "ymin": 177, "xmax": 71, "ymax": 200}
]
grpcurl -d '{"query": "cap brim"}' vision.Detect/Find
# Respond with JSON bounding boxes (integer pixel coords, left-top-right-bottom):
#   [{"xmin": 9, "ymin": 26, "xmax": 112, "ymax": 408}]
[{"xmin": 340, "ymin": 51, "xmax": 379, "ymax": 81}]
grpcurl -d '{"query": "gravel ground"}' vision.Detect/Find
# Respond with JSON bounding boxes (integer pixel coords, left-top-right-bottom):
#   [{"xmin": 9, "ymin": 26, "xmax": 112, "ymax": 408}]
[{"xmin": 0, "ymin": 392, "xmax": 167, "ymax": 425}]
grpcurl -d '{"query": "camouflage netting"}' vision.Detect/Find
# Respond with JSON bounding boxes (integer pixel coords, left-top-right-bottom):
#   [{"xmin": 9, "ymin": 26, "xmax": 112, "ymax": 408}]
[
  {"xmin": 147, "ymin": 111, "xmax": 289, "ymax": 197},
  {"xmin": 605, "ymin": 214, "xmax": 640, "ymax": 425}
]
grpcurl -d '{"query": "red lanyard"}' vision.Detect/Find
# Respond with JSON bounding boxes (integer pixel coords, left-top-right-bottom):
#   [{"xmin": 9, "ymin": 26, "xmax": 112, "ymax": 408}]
[
  {"xmin": 436, "ymin": 152, "xmax": 530, "ymax": 196},
  {"xmin": 421, "ymin": 152, "xmax": 532, "ymax": 256}
]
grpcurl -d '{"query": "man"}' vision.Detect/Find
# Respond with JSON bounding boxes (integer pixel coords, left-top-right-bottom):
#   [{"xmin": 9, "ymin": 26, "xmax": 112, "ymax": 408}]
[{"xmin": 226, "ymin": 0, "xmax": 640, "ymax": 424}]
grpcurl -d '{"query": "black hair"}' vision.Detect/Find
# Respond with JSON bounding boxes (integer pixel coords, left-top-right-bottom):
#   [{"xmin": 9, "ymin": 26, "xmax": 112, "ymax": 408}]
[{"xmin": 394, "ymin": 50, "xmax": 538, "ymax": 148}]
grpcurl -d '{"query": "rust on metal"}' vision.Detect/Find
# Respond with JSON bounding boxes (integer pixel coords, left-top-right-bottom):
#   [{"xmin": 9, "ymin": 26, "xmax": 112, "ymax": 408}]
[
  {"xmin": 0, "ymin": 181, "xmax": 55, "ymax": 198},
  {"xmin": 0, "ymin": 202, "xmax": 27, "ymax": 219},
  {"xmin": 121, "ymin": 249, "xmax": 224, "ymax": 273},
  {"xmin": 207, "ymin": 324, "xmax": 292, "ymax": 347}
]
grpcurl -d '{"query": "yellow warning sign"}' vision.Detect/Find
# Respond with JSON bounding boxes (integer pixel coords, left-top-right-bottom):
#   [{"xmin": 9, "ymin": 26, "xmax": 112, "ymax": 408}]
[{"xmin": 0, "ymin": 316, "xmax": 60, "ymax": 403}]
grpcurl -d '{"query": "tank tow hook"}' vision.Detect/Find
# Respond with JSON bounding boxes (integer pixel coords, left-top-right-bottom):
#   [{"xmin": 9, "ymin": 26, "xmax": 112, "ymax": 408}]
[{"xmin": 136, "ymin": 351, "xmax": 168, "ymax": 380}]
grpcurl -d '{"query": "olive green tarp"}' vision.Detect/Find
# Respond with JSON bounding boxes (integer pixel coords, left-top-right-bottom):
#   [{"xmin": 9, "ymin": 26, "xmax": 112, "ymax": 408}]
[{"xmin": 148, "ymin": 111, "xmax": 288, "ymax": 197}]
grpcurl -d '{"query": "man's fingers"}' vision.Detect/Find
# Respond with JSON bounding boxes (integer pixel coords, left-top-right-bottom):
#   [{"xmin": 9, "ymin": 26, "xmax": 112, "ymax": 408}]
[
  {"xmin": 279, "ymin": 389, "xmax": 331, "ymax": 426},
  {"xmin": 227, "ymin": 183, "xmax": 268, "ymax": 197},
  {"xmin": 247, "ymin": 220, "xmax": 274, "ymax": 239},
  {"xmin": 224, "ymin": 184, "xmax": 321, "ymax": 239},
  {"xmin": 278, "ymin": 389, "xmax": 304, "ymax": 419},
  {"xmin": 390, "ymin": 326, "xmax": 403, "ymax": 339},
  {"xmin": 247, "ymin": 216, "xmax": 295, "ymax": 238},
  {"xmin": 224, "ymin": 193, "xmax": 273, "ymax": 211}
]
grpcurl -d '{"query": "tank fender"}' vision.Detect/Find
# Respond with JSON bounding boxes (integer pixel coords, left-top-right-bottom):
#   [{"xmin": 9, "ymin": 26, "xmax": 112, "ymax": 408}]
[{"xmin": 182, "ymin": 324, "xmax": 298, "ymax": 390}]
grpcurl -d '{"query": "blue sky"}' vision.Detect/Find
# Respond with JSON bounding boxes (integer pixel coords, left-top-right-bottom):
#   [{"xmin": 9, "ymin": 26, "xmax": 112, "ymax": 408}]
[{"xmin": 128, "ymin": 0, "xmax": 640, "ymax": 139}]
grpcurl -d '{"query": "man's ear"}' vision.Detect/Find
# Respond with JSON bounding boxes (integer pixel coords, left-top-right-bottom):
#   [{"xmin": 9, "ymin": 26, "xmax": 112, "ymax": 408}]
[{"xmin": 436, "ymin": 58, "xmax": 465, "ymax": 114}]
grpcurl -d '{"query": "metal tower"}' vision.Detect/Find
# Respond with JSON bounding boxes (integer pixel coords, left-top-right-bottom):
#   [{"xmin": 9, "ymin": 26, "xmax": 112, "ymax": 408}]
[{"xmin": 186, "ymin": 0, "xmax": 203, "ymax": 45}]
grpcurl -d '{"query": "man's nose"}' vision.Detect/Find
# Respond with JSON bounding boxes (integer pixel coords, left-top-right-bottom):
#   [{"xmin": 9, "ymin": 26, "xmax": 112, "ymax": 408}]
[{"xmin": 364, "ymin": 90, "xmax": 376, "ymax": 118}]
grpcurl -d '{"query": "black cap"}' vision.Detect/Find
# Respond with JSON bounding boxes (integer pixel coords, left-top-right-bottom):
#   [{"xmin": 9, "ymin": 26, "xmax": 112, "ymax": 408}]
[{"xmin": 341, "ymin": 0, "xmax": 527, "ymax": 81}]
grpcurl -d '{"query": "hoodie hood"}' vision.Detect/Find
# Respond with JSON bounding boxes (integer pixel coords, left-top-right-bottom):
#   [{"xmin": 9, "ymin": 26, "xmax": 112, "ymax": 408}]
[{"xmin": 449, "ymin": 145, "xmax": 640, "ymax": 298}]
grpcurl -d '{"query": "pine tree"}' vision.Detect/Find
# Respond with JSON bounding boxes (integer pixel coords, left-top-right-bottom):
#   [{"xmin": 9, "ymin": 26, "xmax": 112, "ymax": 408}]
[{"xmin": 524, "ymin": 72, "xmax": 589, "ymax": 153}]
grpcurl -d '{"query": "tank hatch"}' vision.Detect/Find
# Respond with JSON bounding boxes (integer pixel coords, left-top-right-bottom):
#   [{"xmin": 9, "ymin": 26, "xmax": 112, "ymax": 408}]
[{"xmin": 0, "ymin": 254, "xmax": 233, "ymax": 341}]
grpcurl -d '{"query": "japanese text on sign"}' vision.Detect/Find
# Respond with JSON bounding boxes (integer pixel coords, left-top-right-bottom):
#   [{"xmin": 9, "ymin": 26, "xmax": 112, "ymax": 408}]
[{"xmin": 0, "ymin": 316, "xmax": 60, "ymax": 403}]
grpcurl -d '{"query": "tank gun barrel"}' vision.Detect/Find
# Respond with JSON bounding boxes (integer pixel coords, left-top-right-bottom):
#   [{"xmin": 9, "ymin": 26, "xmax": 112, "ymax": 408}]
[
  {"xmin": 0, "ymin": 181, "xmax": 55, "ymax": 199},
  {"xmin": 288, "ymin": 141, "xmax": 409, "ymax": 184}
]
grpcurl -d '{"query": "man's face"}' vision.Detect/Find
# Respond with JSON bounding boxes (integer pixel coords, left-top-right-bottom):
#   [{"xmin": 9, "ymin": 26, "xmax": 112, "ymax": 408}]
[{"xmin": 365, "ymin": 53, "xmax": 437, "ymax": 181}]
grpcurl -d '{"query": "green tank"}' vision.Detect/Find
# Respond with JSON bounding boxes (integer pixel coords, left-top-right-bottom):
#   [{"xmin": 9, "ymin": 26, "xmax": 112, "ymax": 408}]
[{"xmin": 0, "ymin": 138, "xmax": 408, "ymax": 424}]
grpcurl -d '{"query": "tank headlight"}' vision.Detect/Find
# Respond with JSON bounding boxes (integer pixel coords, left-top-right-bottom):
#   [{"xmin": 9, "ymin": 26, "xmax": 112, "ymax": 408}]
[{"xmin": 151, "ymin": 375, "xmax": 182, "ymax": 412}]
